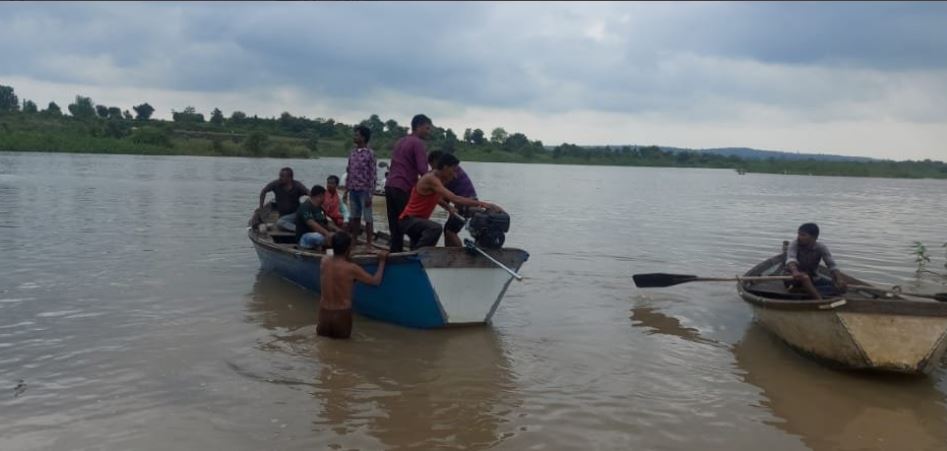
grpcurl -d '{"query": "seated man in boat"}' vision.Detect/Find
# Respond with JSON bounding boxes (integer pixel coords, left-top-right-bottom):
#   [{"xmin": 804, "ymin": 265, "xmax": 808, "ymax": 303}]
[
  {"xmin": 426, "ymin": 151, "xmax": 479, "ymax": 247},
  {"xmin": 259, "ymin": 167, "xmax": 309, "ymax": 232},
  {"xmin": 295, "ymin": 185, "xmax": 341, "ymax": 250},
  {"xmin": 318, "ymin": 232, "xmax": 388, "ymax": 339},
  {"xmin": 398, "ymin": 153, "xmax": 501, "ymax": 250},
  {"xmin": 323, "ymin": 175, "xmax": 347, "ymax": 229},
  {"xmin": 786, "ymin": 223, "xmax": 847, "ymax": 300}
]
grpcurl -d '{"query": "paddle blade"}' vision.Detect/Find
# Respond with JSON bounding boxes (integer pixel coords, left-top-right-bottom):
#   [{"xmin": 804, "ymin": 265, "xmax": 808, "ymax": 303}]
[{"xmin": 633, "ymin": 273, "xmax": 699, "ymax": 288}]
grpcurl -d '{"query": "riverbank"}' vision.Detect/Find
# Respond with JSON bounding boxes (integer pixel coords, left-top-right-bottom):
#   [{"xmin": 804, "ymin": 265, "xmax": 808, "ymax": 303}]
[{"xmin": 2, "ymin": 111, "xmax": 946, "ymax": 180}]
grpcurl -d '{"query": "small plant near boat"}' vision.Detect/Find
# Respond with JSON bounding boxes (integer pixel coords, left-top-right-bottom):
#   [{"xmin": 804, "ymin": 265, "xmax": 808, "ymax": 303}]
[{"xmin": 913, "ymin": 241, "xmax": 931, "ymax": 272}]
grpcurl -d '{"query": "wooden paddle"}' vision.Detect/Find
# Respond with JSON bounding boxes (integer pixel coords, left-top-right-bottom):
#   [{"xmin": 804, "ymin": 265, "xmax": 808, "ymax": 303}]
[
  {"xmin": 848, "ymin": 284, "xmax": 947, "ymax": 302},
  {"xmin": 633, "ymin": 273, "xmax": 793, "ymax": 288}
]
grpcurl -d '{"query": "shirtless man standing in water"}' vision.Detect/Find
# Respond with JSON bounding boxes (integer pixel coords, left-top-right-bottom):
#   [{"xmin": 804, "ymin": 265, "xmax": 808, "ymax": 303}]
[{"xmin": 317, "ymin": 232, "xmax": 388, "ymax": 339}]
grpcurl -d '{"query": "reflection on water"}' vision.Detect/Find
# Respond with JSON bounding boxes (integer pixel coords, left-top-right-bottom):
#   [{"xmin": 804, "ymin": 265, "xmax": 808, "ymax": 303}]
[
  {"xmin": 631, "ymin": 304, "xmax": 947, "ymax": 451},
  {"xmin": 245, "ymin": 271, "xmax": 518, "ymax": 449},
  {"xmin": 733, "ymin": 324, "xmax": 947, "ymax": 451},
  {"xmin": 3, "ymin": 152, "xmax": 947, "ymax": 449}
]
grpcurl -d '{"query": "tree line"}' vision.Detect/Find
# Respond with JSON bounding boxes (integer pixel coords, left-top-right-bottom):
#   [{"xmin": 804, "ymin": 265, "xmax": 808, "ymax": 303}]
[{"xmin": 2, "ymin": 83, "xmax": 946, "ymax": 179}]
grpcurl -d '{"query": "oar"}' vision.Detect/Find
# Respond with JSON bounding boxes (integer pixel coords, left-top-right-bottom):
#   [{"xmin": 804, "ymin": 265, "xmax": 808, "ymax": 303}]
[
  {"xmin": 848, "ymin": 284, "xmax": 947, "ymax": 302},
  {"xmin": 463, "ymin": 238, "xmax": 523, "ymax": 281},
  {"xmin": 633, "ymin": 273, "xmax": 793, "ymax": 288}
]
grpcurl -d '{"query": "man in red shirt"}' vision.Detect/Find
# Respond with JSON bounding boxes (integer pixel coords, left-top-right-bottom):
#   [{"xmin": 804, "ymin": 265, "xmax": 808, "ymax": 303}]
[
  {"xmin": 323, "ymin": 175, "xmax": 345, "ymax": 228},
  {"xmin": 399, "ymin": 153, "xmax": 501, "ymax": 250},
  {"xmin": 384, "ymin": 114, "xmax": 432, "ymax": 252}
]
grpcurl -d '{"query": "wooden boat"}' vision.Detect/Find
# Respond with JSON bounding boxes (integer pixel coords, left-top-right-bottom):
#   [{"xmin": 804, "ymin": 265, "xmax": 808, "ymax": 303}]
[
  {"xmin": 248, "ymin": 206, "xmax": 529, "ymax": 329},
  {"xmin": 737, "ymin": 246, "xmax": 947, "ymax": 374}
]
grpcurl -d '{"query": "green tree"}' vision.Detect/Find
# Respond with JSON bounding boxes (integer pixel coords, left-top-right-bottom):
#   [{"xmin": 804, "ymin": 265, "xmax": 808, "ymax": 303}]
[
  {"xmin": 210, "ymin": 108, "xmax": 224, "ymax": 126},
  {"xmin": 444, "ymin": 128, "xmax": 458, "ymax": 153},
  {"xmin": 490, "ymin": 127, "xmax": 507, "ymax": 145},
  {"xmin": 471, "ymin": 128, "xmax": 485, "ymax": 145},
  {"xmin": 385, "ymin": 119, "xmax": 406, "ymax": 138},
  {"xmin": 463, "ymin": 128, "xmax": 473, "ymax": 144},
  {"xmin": 68, "ymin": 96, "xmax": 96, "ymax": 120},
  {"xmin": 362, "ymin": 114, "xmax": 385, "ymax": 138},
  {"xmin": 0, "ymin": 85, "xmax": 18, "ymax": 112},
  {"xmin": 502, "ymin": 132, "xmax": 530, "ymax": 152},
  {"xmin": 95, "ymin": 105, "xmax": 109, "ymax": 118},
  {"xmin": 107, "ymin": 106, "xmax": 123, "ymax": 120},
  {"xmin": 172, "ymin": 106, "xmax": 204, "ymax": 123},
  {"xmin": 22, "ymin": 99, "xmax": 38, "ymax": 114},
  {"xmin": 43, "ymin": 102, "xmax": 62, "ymax": 117},
  {"xmin": 244, "ymin": 131, "xmax": 268, "ymax": 156},
  {"xmin": 123, "ymin": 110, "xmax": 133, "ymax": 120},
  {"xmin": 133, "ymin": 103, "xmax": 155, "ymax": 121},
  {"xmin": 229, "ymin": 111, "xmax": 247, "ymax": 125}
]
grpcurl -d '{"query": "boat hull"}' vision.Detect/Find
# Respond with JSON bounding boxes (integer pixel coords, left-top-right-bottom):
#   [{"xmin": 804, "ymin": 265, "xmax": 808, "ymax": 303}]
[
  {"xmin": 250, "ymin": 230, "xmax": 528, "ymax": 329},
  {"xmin": 738, "ymin": 253, "xmax": 947, "ymax": 374}
]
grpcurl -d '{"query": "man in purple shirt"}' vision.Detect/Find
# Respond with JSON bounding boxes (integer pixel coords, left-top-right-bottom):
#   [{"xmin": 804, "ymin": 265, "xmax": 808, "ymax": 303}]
[
  {"xmin": 427, "ymin": 150, "xmax": 478, "ymax": 247},
  {"xmin": 384, "ymin": 114, "xmax": 432, "ymax": 252},
  {"xmin": 345, "ymin": 125, "xmax": 377, "ymax": 244}
]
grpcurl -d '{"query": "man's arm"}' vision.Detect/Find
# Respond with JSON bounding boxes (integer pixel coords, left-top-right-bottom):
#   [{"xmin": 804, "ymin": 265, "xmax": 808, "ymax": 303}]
[
  {"xmin": 259, "ymin": 181, "xmax": 274, "ymax": 209},
  {"xmin": 352, "ymin": 251, "xmax": 388, "ymax": 286},
  {"xmin": 306, "ymin": 219, "xmax": 332, "ymax": 237},
  {"xmin": 413, "ymin": 142, "xmax": 429, "ymax": 176},
  {"xmin": 786, "ymin": 241, "xmax": 802, "ymax": 276},
  {"xmin": 820, "ymin": 243, "xmax": 845, "ymax": 288}
]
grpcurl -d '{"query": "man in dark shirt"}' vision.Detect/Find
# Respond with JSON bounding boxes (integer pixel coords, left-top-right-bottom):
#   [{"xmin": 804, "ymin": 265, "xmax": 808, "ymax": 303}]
[
  {"xmin": 295, "ymin": 185, "xmax": 340, "ymax": 249},
  {"xmin": 427, "ymin": 151, "xmax": 479, "ymax": 247},
  {"xmin": 259, "ymin": 167, "xmax": 308, "ymax": 232},
  {"xmin": 384, "ymin": 114, "xmax": 432, "ymax": 252}
]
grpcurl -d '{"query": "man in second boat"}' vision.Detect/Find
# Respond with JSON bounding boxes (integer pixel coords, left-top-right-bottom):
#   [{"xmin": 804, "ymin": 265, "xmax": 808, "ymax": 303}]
[
  {"xmin": 786, "ymin": 222, "xmax": 847, "ymax": 300},
  {"xmin": 398, "ymin": 153, "xmax": 501, "ymax": 250}
]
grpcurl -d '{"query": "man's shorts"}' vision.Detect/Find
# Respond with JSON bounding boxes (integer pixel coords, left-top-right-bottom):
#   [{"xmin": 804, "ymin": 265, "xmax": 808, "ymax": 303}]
[
  {"xmin": 347, "ymin": 190, "xmax": 373, "ymax": 223},
  {"xmin": 317, "ymin": 307, "xmax": 353, "ymax": 339},
  {"xmin": 299, "ymin": 232, "xmax": 325, "ymax": 249}
]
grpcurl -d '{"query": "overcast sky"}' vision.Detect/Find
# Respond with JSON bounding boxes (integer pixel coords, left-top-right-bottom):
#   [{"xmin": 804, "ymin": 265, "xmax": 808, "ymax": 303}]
[{"xmin": 2, "ymin": 2, "xmax": 946, "ymax": 160}]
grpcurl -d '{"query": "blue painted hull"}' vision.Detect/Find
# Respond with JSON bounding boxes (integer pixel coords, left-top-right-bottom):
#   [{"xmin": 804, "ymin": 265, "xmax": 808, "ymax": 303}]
[{"xmin": 249, "ymin": 230, "xmax": 529, "ymax": 329}]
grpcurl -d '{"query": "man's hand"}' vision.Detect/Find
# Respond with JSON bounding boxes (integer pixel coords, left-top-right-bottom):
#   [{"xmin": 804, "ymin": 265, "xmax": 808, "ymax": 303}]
[
  {"xmin": 481, "ymin": 202, "xmax": 505, "ymax": 213},
  {"xmin": 377, "ymin": 250, "xmax": 389, "ymax": 261},
  {"xmin": 835, "ymin": 280, "xmax": 848, "ymax": 292}
]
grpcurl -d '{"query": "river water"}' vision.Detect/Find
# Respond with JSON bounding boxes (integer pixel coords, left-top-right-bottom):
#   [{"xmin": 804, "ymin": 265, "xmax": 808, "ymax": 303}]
[{"xmin": 1, "ymin": 152, "xmax": 946, "ymax": 450}]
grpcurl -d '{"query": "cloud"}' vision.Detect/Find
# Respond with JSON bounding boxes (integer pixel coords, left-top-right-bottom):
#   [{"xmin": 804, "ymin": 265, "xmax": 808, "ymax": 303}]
[{"xmin": 1, "ymin": 2, "xmax": 946, "ymax": 160}]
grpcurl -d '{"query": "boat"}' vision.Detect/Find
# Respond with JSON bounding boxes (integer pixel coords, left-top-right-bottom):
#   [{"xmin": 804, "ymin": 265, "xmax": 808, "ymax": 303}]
[
  {"xmin": 248, "ymin": 205, "xmax": 529, "ymax": 329},
  {"xmin": 737, "ymin": 243, "xmax": 947, "ymax": 374}
]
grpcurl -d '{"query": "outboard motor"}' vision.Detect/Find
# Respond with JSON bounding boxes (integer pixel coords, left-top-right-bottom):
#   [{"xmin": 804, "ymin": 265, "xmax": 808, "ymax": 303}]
[{"xmin": 466, "ymin": 210, "xmax": 510, "ymax": 249}]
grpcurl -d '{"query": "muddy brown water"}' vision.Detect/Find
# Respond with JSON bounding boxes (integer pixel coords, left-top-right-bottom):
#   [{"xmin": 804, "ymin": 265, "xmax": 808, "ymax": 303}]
[{"xmin": 1, "ymin": 152, "xmax": 946, "ymax": 450}]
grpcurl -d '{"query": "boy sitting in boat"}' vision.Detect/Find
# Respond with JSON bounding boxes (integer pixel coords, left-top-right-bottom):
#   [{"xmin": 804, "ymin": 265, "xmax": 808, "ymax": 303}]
[
  {"xmin": 318, "ymin": 232, "xmax": 388, "ymax": 339},
  {"xmin": 786, "ymin": 223, "xmax": 847, "ymax": 299},
  {"xmin": 295, "ymin": 185, "xmax": 342, "ymax": 250},
  {"xmin": 398, "ymin": 153, "xmax": 501, "ymax": 250}
]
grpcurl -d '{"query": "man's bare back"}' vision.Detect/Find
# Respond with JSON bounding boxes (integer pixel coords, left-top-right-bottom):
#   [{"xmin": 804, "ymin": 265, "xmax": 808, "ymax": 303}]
[
  {"xmin": 316, "ymin": 236, "xmax": 388, "ymax": 339},
  {"xmin": 319, "ymin": 254, "xmax": 386, "ymax": 310}
]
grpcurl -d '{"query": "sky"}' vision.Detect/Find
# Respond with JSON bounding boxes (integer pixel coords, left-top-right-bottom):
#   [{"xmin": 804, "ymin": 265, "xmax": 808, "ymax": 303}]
[{"xmin": 2, "ymin": 1, "xmax": 946, "ymax": 160}]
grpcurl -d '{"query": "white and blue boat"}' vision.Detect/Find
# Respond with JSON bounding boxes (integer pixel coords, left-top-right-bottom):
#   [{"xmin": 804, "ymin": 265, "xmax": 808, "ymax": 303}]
[{"xmin": 248, "ymin": 208, "xmax": 529, "ymax": 329}]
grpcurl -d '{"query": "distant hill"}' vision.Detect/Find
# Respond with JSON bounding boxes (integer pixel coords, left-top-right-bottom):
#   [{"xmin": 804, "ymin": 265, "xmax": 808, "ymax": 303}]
[{"xmin": 585, "ymin": 145, "xmax": 876, "ymax": 162}]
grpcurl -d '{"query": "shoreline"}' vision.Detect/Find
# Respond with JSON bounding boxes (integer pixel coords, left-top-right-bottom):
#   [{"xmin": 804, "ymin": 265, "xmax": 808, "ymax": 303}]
[{"xmin": 4, "ymin": 148, "xmax": 947, "ymax": 181}]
